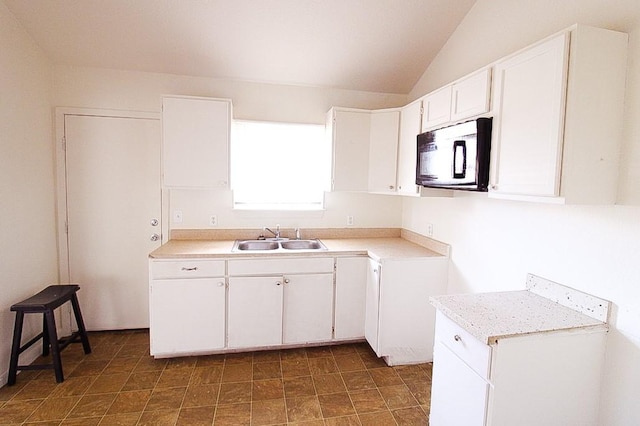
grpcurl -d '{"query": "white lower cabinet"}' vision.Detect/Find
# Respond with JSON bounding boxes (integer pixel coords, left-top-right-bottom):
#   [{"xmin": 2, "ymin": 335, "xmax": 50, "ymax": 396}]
[
  {"xmin": 430, "ymin": 311, "xmax": 608, "ymax": 426},
  {"xmin": 335, "ymin": 257, "xmax": 368, "ymax": 340},
  {"xmin": 365, "ymin": 256, "xmax": 448, "ymax": 365},
  {"xmin": 283, "ymin": 273, "xmax": 334, "ymax": 344},
  {"xmin": 149, "ymin": 259, "xmax": 226, "ymax": 357},
  {"xmin": 227, "ymin": 276, "xmax": 284, "ymax": 348}
]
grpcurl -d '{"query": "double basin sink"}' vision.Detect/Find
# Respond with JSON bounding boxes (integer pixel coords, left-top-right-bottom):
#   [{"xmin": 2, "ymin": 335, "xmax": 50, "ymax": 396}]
[{"xmin": 232, "ymin": 238, "xmax": 328, "ymax": 252}]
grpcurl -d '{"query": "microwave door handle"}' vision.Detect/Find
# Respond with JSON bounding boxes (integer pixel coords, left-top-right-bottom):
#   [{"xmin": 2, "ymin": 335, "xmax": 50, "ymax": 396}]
[{"xmin": 453, "ymin": 140, "xmax": 466, "ymax": 179}]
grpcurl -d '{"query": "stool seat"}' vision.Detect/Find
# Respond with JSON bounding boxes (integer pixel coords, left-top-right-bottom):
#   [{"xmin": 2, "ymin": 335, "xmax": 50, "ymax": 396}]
[
  {"xmin": 11, "ymin": 285, "xmax": 81, "ymax": 312},
  {"xmin": 8, "ymin": 284, "xmax": 91, "ymax": 385}
]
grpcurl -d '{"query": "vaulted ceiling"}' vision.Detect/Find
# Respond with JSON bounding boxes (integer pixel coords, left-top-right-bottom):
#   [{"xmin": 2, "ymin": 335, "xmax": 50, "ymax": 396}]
[{"xmin": 5, "ymin": 0, "xmax": 477, "ymax": 94}]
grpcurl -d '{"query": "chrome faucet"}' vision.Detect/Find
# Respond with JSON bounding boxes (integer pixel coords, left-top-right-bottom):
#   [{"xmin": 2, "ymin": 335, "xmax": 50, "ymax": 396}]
[
  {"xmin": 263, "ymin": 224, "xmax": 281, "ymax": 240},
  {"xmin": 295, "ymin": 227, "xmax": 301, "ymax": 240}
]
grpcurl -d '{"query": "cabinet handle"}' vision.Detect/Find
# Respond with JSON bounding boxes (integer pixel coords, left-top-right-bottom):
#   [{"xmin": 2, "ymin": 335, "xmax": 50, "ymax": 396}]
[
  {"xmin": 284, "ymin": 278, "xmax": 290, "ymax": 284},
  {"xmin": 181, "ymin": 267, "xmax": 198, "ymax": 271},
  {"xmin": 276, "ymin": 281, "xmax": 282, "ymax": 286},
  {"xmin": 389, "ymin": 185, "xmax": 394, "ymax": 190},
  {"xmin": 454, "ymin": 335, "xmax": 462, "ymax": 342}
]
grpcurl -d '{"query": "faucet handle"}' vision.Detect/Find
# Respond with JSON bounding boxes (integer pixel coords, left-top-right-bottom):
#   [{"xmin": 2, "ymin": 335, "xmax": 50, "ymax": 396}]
[{"xmin": 295, "ymin": 227, "xmax": 301, "ymax": 240}]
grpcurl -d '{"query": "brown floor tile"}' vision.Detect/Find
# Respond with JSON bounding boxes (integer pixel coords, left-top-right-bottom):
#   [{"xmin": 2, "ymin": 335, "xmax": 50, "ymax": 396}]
[
  {"xmin": 218, "ymin": 382, "xmax": 251, "ymax": 405},
  {"xmin": 306, "ymin": 346, "xmax": 334, "ymax": 358},
  {"xmin": 194, "ymin": 354, "xmax": 225, "ymax": 367},
  {"xmin": 61, "ymin": 416, "xmax": 101, "ymax": 425},
  {"xmin": 285, "ymin": 395, "xmax": 323, "ymax": 423},
  {"xmin": 280, "ymin": 348, "xmax": 307, "ymax": 361},
  {"xmin": 176, "ymin": 406, "xmax": 215, "ymax": 426},
  {"xmin": 107, "ymin": 389, "xmax": 152, "ymax": 414},
  {"xmin": 369, "ymin": 367, "xmax": 403, "ymax": 387},
  {"xmin": 137, "ymin": 408, "xmax": 179, "ymax": 425},
  {"xmin": 68, "ymin": 393, "xmax": 117, "ymax": 418},
  {"xmin": 358, "ymin": 410, "xmax": 397, "ymax": 426},
  {"xmin": 24, "ymin": 420, "xmax": 63, "ymax": 426},
  {"xmin": 68, "ymin": 360, "xmax": 109, "ymax": 377},
  {"xmin": 224, "ymin": 352, "xmax": 254, "ymax": 364},
  {"xmin": 0, "ymin": 380, "xmax": 28, "ymax": 401},
  {"xmin": 190, "ymin": 365, "xmax": 223, "ymax": 384},
  {"xmin": 335, "ymin": 354, "xmax": 367, "ymax": 372},
  {"xmin": 87, "ymin": 345, "xmax": 122, "ymax": 361},
  {"xmin": 121, "ymin": 371, "xmax": 161, "ymax": 391},
  {"xmin": 85, "ymin": 372, "xmax": 129, "ymax": 394},
  {"xmin": 252, "ymin": 398, "xmax": 287, "ymax": 425},
  {"xmin": 284, "ymin": 376, "xmax": 316, "ymax": 398},
  {"xmin": 124, "ymin": 330, "xmax": 150, "ymax": 346},
  {"xmin": 325, "ymin": 415, "xmax": 362, "ymax": 426},
  {"xmin": 165, "ymin": 356, "xmax": 198, "ymax": 370},
  {"xmin": 134, "ymin": 356, "xmax": 167, "ymax": 373},
  {"xmin": 404, "ymin": 379, "xmax": 431, "ymax": 406},
  {"xmin": 392, "ymin": 406, "xmax": 429, "ymax": 425},
  {"xmin": 341, "ymin": 370, "xmax": 376, "ymax": 391},
  {"xmin": 221, "ymin": 362, "xmax": 252, "ymax": 383},
  {"xmin": 308, "ymin": 357, "xmax": 339, "ymax": 375},
  {"xmin": 313, "ymin": 373, "xmax": 347, "ymax": 395},
  {"xmin": 253, "ymin": 361, "xmax": 282, "ymax": 380},
  {"xmin": 13, "ymin": 380, "xmax": 58, "ymax": 400},
  {"xmin": 27, "ymin": 396, "xmax": 80, "ymax": 421},
  {"xmin": 145, "ymin": 386, "xmax": 187, "ymax": 411},
  {"xmin": 0, "ymin": 399, "xmax": 44, "ymax": 423},
  {"xmin": 358, "ymin": 351, "xmax": 388, "ymax": 369},
  {"xmin": 349, "ymin": 389, "xmax": 388, "ymax": 414},
  {"xmin": 115, "ymin": 343, "xmax": 148, "ymax": 358},
  {"xmin": 378, "ymin": 385, "xmax": 419, "ymax": 410},
  {"xmin": 318, "ymin": 392, "xmax": 356, "ymax": 418},
  {"xmin": 214, "ymin": 402, "xmax": 251, "ymax": 425},
  {"xmin": 98, "ymin": 412, "xmax": 141, "ymax": 425},
  {"xmin": 394, "ymin": 364, "xmax": 430, "ymax": 382},
  {"xmin": 50, "ymin": 376, "xmax": 95, "ymax": 397},
  {"xmin": 252, "ymin": 350, "xmax": 281, "ymax": 363},
  {"xmin": 281, "ymin": 358, "xmax": 311, "ymax": 378},
  {"xmin": 102, "ymin": 357, "xmax": 138, "ymax": 375},
  {"xmin": 253, "ymin": 378, "xmax": 284, "ymax": 401},
  {"xmin": 330, "ymin": 344, "xmax": 359, "ymax": 356},
  {"xmin": 155, "ymin": 368, "xmax": 192, "ymax": 388},
  {"xmin": 183, "ymin": 384, "xmax": 220, "ymax": 408}
]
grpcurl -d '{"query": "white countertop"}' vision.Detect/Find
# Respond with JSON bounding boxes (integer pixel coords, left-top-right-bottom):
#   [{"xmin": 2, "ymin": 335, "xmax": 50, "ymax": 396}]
[{"xmin": 430, "ymin": 275, "xmax": 610, "ymax": 345}]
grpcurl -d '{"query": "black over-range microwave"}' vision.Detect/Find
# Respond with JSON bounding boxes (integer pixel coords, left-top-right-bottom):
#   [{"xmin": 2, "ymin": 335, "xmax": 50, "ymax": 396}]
[{"xmin": 415, "ymin": 117, "xmax": 492, "ymax": 192}]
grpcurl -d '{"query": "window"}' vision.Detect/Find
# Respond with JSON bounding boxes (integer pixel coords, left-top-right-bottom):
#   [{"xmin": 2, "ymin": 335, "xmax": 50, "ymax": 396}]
[{"xmin": 230, "ymin": 120, "xmax": 330, "ymax": 210}]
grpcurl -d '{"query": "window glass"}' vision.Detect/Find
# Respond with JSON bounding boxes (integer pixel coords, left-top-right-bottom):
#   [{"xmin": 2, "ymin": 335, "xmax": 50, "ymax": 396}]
[{"xmin": 230, "ymin": 120, "xmax": 330, "ymax": 210}]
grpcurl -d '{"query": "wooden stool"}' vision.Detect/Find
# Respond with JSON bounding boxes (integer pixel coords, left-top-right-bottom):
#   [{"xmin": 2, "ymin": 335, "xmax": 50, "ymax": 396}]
[{"xmin": 8, "ymin": 285, "xmax": 91, "ymax": 384}]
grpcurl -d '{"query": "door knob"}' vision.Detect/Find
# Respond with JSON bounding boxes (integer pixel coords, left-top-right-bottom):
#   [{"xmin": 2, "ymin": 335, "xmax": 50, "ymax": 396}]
[
  {"xmin": 150, "ymin": 233, "xmax": 160, "ymax": 241},
  {"xmin": 150, "ymin": 218, "xmax": 159, "ymax": 226}
]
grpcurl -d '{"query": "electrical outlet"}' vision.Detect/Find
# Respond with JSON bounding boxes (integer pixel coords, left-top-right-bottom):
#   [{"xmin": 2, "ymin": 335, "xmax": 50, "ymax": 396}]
[
  {"xmin": 347, "ymin": 215, "xmax": 354, "ymax": 226},
  {"xmin": 210, "ymin": 215, "xmax": 217, "ymax": 226},
  {"xmin": 172, "ymin": 210, "xmax": 183, "ymax": 223},
  {"xmin": 427, "ymin": 223, "xmax": 434, "ymax": 237}
]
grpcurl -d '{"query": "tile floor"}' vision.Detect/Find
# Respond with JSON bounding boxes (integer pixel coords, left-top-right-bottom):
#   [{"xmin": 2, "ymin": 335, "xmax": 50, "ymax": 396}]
[{"xmin": 0, "ymin": 330, "xmax": 431, "ymax": 425}]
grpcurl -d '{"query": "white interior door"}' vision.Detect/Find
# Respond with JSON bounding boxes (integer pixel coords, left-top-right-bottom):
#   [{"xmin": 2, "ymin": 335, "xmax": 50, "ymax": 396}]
[{"xmin": 63, "ymin": 113, "xmax": 161, "ymax": 330}]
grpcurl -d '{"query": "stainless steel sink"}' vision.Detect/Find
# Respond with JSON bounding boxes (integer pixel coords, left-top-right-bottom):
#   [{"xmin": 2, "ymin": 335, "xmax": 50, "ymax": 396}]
[
  {"xmin": 232, "ymin": 239, "xmax": 327, "ymax": 252},
  {"xmin": 281, "ymin": 240, "xmax": 326, "ymax": 250},
  {"xmin": 235, "ymin": 240, "xmax": 279, "ymax": 251}
]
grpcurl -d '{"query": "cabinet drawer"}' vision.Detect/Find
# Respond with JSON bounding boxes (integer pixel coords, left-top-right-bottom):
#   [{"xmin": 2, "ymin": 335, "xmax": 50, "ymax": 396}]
[
  {"xmin": 435, "ymin": 311, "xmax": 491, "ymax": 378},
  {"xmin": 150, "ymin": 260, "xmax": 225, "ymax": 279},
  {"xmin": 228, "ymin": 257, "xmax": 334, "ymax": 275}
]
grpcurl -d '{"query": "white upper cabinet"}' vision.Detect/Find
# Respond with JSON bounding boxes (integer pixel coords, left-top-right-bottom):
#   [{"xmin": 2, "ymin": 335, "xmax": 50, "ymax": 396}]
[
  {"xmin": 327, "ymin": 107, "xmax": 371, "ymax": 191},
  {"xmin": 368, "ymin": 109, "xmax": 400, "ymax": 194},
  {"xmin": 162, "ymin": 95, "xmax": 232, "ymax": 188},
  {"xmin": 421, "ymin": 68, "xmax": 492, "ymax": 132},
  {"xmin": 421, "ymin": 86, "xmax": 452, "ymax": 131},
  {"xmin": 490, "ymin": 25, "xmax": 628, "ymax": 203},
  {"xmin": 396, "ymin": 100, "xmax": 423, "ymax": 196},
  {"xmin": 451, "ymin": 68, "xmax": 492, "ymax": 122}
]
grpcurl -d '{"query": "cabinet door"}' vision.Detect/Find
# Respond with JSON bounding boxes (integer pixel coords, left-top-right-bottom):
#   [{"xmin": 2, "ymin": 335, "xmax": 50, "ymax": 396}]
[
  {"xmin": 396, "ymin": 101, "xmax": 422, "ymax": 196},
  {"xmin": 430, "ymin": 341, "xmax": 489, "ymax": 426},
  {"xmin": 421, "ymin": 86, "xmax": 452, "ymax": 131},
  {"xmin": 364, "ymin": 259, "xmax": 381, "ymax": 355},
  {"xmin": 283, "ymin": 274, "xmax": 334, "ymax": 344},
  {"xmin": 335, "ymin": 257, "xmax": 367, "ymax": 340},
  {"xmin": 162, "ymin": 96, "xmax": 231, "ymax": 188},
  {"xmin": 150, "ymin": 278, "xmax": 226, "ymax": 356},
  {"xmin": 329, "ymin": 108, "xmax": 371, "ymax": 191},
  {"xmin": 228, "ymin": 276, "xmax": 284, "ymax": 348},
  {"xmin": 490, "ymin": 33, "xmax": 569, "ymax": 197},
  {"xmin": 451, "ymin": 68, "xmax": 492, "ymax": 121},
  {"xmin": 368, "ymin": 109, "xmax": 400, "ymax": 194}
]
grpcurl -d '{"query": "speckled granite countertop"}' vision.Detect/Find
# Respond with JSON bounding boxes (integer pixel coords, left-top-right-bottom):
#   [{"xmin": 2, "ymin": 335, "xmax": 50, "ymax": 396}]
[
  {"xmin": 149, "ymin": 237, "xmax": 445, "ymax": 261},
  {"xmin": 430, "ymin": 275, "xmax": 610, "ymax": 345}
]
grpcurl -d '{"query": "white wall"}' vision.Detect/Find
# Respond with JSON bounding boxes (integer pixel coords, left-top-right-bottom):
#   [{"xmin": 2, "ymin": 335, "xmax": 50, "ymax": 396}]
[
  {"xmin": 405, "ymin": 1, "xmax": 640, "ymax": 424},
  {"xmin": 0, "ymin": 2, "xmax": 57, "ymax": 384},
  {"xmin": 54, "ymin": 66, "xmax": 405, "ymax": 231}
]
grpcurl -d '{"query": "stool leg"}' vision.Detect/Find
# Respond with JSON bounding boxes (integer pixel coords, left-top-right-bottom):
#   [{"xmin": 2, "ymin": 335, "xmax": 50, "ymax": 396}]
[
  {"xmin": 44, "ymin": 310, "xmax": 64, "ymax": 383},
  {"xmin": 42, "ymin": 313, "xmax": 50, "ymax": 356},
  {"xmin": 70, "ymin": 294, "xmax": 91, "ymax": 354},
  {"xmin": 8, "ymin": 311, "xmax": 25, "ymax": 386}
]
